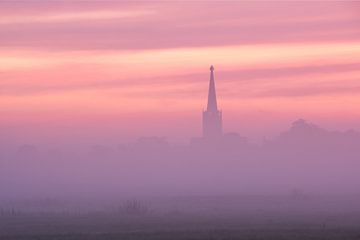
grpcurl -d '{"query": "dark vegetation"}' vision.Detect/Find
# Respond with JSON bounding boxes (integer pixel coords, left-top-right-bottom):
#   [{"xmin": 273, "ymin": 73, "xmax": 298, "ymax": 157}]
[{"xmin": 1, "ymin": 195, "xmax": 360, "ymax": 240}]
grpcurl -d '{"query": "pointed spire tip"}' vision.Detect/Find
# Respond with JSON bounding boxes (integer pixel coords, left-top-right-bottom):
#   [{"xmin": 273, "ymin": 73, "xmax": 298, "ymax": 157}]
[{"xmin": 207, "ymin": 65, "xmax": 217, "ymax": 112}]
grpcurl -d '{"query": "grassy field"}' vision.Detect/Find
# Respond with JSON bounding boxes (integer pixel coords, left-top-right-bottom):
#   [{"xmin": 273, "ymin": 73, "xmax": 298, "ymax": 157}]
[{"xmin": 1, "ymin": 195, "xmax": 360, "ymax": 239}]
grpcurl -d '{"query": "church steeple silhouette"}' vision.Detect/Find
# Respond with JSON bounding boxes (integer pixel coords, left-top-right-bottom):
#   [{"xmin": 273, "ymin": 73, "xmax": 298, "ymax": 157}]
[
  {"xmin": 207, "ymin": 65, "xmax": 218, "ymax": 112},
  {"xmin": 203, "ymin": 65, "xmax": 222, "ymax": 139}
]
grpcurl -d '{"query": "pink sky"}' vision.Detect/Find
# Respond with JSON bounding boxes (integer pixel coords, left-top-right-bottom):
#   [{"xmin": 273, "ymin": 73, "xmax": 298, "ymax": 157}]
[{"xmin": 1, "ymin": 1, "xmax": 360, "ymax": 145}]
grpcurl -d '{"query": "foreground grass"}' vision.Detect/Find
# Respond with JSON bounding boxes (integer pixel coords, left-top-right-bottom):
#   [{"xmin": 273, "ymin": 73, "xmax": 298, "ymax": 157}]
[
  {"xmin": 1, "ymin": 196, "xmax": 360, "ymax": 239},
  {"xmin": 2, "ymin": 228, "xmax": 360, "ymax": 240},
  {"xmin": 1, "ymin": 213, "xmax": 360, "ymax": 240}
]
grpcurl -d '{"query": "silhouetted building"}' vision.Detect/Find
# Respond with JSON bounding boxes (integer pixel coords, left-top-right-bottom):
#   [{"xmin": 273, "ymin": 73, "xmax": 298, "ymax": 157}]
[{"xmin": 203, "ymin": 65, "xmax": 222, "ymax": 139}]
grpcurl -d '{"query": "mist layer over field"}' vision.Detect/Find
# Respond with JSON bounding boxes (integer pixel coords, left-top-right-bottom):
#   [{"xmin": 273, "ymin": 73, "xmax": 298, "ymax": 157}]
[{"xmin": 1, "ymin": 119, "xmax": 359, "ymax": 199}]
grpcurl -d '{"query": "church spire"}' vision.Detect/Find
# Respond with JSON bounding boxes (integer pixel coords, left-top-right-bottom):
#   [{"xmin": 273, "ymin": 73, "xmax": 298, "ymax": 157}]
[
  {"xmin": 207, "ymin": 65, "xmax": 218, "ymax": 112},
  {"xmin": 203, "ymin": 65, "xmax": 222, "ymax": 139}
]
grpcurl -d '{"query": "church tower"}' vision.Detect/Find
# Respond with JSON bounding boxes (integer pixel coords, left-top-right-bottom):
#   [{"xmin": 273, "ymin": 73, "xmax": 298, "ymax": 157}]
[{"xmin": 203, "ymin": 65, "xmax": 222, "ymax": 139}]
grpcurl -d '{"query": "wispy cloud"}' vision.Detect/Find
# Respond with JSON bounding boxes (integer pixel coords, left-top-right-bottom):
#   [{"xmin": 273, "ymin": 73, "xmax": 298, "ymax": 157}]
[
  {"xmin": 0, "ymin": 2, "xmax": 359, "ymax": 51},
  {"xmin": 0, "ymin": 9, "xmax": 155, "ymax": 25},
  {"xmin": 256, "ymin": 85, "xmax": 360, "ymax": 98},
  {"xmin": 2, "ymin": 61, "xmax": 360, "ymax": 100}
]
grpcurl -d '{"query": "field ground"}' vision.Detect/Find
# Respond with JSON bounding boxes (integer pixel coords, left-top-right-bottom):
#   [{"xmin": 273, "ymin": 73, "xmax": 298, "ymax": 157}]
[{"xmin": 1, "ymin": 195, "xmax": 360, "ymax": 239}]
